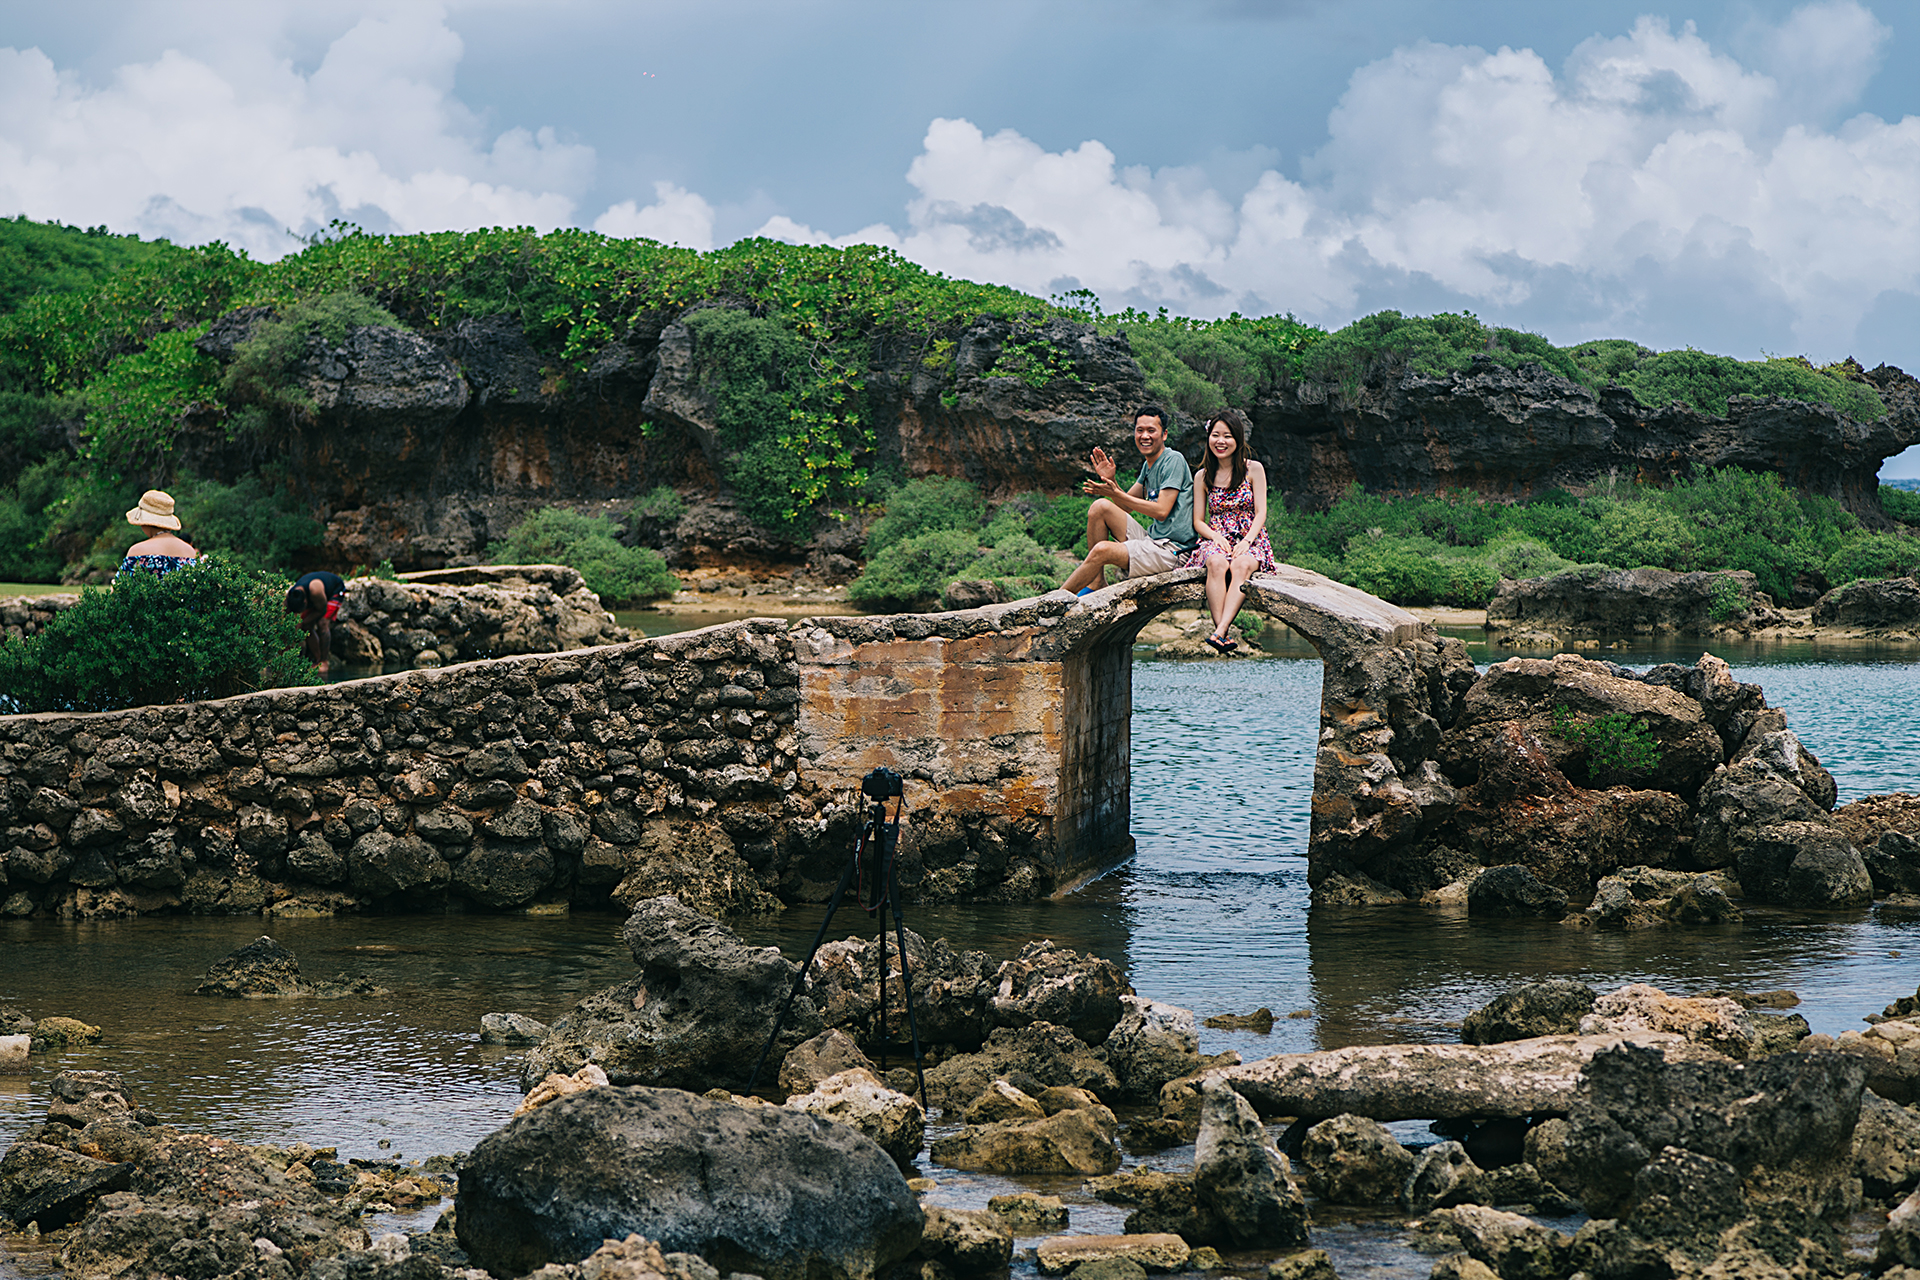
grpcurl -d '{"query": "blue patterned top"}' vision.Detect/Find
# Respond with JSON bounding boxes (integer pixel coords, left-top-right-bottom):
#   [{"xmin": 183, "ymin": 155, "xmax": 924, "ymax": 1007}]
[{"xmin": 116, "ymin": 554, "xmax": 198, "ymax": 580}]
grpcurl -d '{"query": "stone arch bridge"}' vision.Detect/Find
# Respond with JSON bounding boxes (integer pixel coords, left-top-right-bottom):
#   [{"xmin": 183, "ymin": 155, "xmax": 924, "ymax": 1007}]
[
  {"xmin": 0, "ymin": 567, "xmax": 1478, "ymax": 918},
  {"xmin": 796, "ymin": 566, "xmax": 1478, "ymax": 899}
]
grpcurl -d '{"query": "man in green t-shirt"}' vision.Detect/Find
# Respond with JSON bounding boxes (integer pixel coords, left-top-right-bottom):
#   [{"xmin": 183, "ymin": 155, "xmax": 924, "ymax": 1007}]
[{"xmin": 1061, "ymin": 405, "xmax": 1198, "ymax": 594}]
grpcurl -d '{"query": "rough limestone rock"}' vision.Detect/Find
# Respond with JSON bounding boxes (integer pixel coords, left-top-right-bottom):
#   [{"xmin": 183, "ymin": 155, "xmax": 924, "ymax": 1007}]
[
  {"xmin": 783, "ymin": 1068, "xmax": 925, "ymax": 1171},
  {"xmin": 928, "ymin": 1102, "xmax": 1120, "ymax": 1176},
  {"xmin": 799, "ymin": 929, "xmax": 997, "ymax": 1051},
  {"xmin": 1466, "ymin": 865, "xmax": 1569, "ymax": 920},
  {"xmin": 456, "ymin": 1085, "xmax": 922, "ymax": 1280},
  {"xmin": 520, "ymin": 896, "xmax": 821, "ymax": 1093},
  {"xmin": 1211, "ymin": 1031, "xmax": 1723, "ymax": 1123},
  {"xmin": 1401, "ymin": 1141, "xmax": 1485, "ymax": 1213},
  {"xmin": 1192, "ymin": 1076, "xmax": 1309, "ymax": 1249},
  {"xmin": 1102, "ymin": 996, "xmax": 1203, "ymax": 1104},
  {"xmin": 1883, "ymin": 1186, "xmax": 1920, "ymax": 1271},
  {"xmin": 191, "ymin": 936, "xmax": 304, "ymax": 997},
  {"xmin": 1298, "ymin": 1114, "xmax": 1414, "ymax": 1205},
  {"xmin": 778, "ymin": 1029, "xmax": 878, "ymax": 1099},
  {"xmin": 1085, "ymin": 1168, "xmax": 1224, "ymax": 1245},
  {"xmin": 922, "ymin": 1022, "xmax": 1120, "ymax": 1110},
  {"xmin": 800, "ymin": 931, "xmax": 1127, "ymax": 1052},
  {"xmin": 480, "ymin": 1012, "xmax": 549, "ymax": 1045},
  {"xmin": 1832, "ymin": 792, "xmax": 1920, "ymax": 896},
  {"xmin": 1567, "ymin": 1042, "xmax": 1867, "ymax": 1220},
  {"xmin": 985, "ymin": 1192, "xmax": 1067, "ymax": 1233},
  {"xmin": 1577, "ymin": 984, "xmax": 1756, "ymax": 1060},
  {"xmin": 1034, "ymin": 1232, "xmax": 1190, "ymax": 1274},
  {"xmin": 1440, "ymin": 654, "xmax": 1727, "ymax": 798},
  {"xmin": 1486, "ymin": 567, "xmax": 1782, "ymax": 637},
  {"xmin": 1416, "ymin": 1204, "xmax": 1571, "ymax": 1280},
  {"xmin": 910, "ymin": 1205, "xmax": 1013, "ymax": 1275},
  {"xmin": 0, "ymin": 1141, "xmax": 133, "ymax": 1229},
  {"xmin": 962, "ymin": 1080, "xmax": 1048, "ymax": 1125},
  {"xmin": 986, "ymin": 940, "xmax": 1129, "ymax": 1042},
  {"xmin": 1574, "ymin": 866, "xmax": 1742, "ymax": 929},
  {"xmin": 1813, "ymin": 576, "xmax": 1920, "ymax": 629},
  {"xmin": 1854, "ymin": 1091, "xmax": 1920, "ymax": 1200},
  {"xmin": 1522, "ymin": 1118, "xmax": 1577, "ymax": 1201},
  {"xmin": 1461, "ymin": 982, "xmax": 1596, "ymax": 1045}
]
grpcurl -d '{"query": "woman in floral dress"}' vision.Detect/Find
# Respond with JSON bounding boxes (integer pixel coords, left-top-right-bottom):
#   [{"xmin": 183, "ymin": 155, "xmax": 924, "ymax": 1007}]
[
  {"xmin": 1184, "ymin": 409, "xmax": 1275, "ymax": 652},
  {"xmin": 116, "ymin": 490, "xmax": 200, "ymax": 580}
]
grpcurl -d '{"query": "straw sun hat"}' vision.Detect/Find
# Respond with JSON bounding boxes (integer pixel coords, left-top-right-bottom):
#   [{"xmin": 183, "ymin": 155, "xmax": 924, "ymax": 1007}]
[{"xmin": 124, "ymin": 489, "xmax": 182, "ymax": 531}]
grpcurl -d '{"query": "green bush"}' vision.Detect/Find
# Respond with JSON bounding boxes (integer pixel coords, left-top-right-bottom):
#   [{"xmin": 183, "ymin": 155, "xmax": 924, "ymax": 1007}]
[
  {"xmin": 863, "ymin": 476, "xmax": 984, "ymax": 557},
  {"xmin": 964, "ymin": 532, "xmax": 1065, "ymax": 598},
  {"xmin": 1882, "ymin": 486, "xmax": 1920, "ymax": 527},
  {"xmin": 1823, "ymin": 532, "xmax": 1920, "ymax": 586},
  {"xmin": 491, "ymin": 506, "xmax": 679, "ymax": 606},
  {"xmin": 634, "ymin": 485, "xmax": 688, "ymax": 523},
  {"xmin": 1482, "ymin": 535, "xmax": 1575, "ymax": 581},
  {"xmin": 1338, "ymin": 534, "xmax": 1501, "ymax": 607},
  {"xmin": 170, "ymin": 472, "xmax": 325, "ymax": 573},
  {"xmin": 223, "ymin": 292, "xmax": 403, "ymax": 421},
  {"xmin": 849, "ymin": 527, "xmax": 980, "ymax": 609},
  {"xmin": 1551, "ymin": 706, "xmax": 1661, "ymax": 783},
  {"xmin": 0, "ymin": 556, "xmax": 317, "ymax": 713}
]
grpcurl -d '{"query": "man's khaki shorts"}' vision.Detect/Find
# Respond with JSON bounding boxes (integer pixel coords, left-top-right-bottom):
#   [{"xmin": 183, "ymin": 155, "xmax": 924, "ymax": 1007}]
[{"xmin": 1123, "ymin": 517, "xmax": 1186, "ymax": 579}]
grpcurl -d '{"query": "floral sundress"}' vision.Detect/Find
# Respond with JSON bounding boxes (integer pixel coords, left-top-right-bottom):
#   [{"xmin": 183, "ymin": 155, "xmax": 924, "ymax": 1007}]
[
  {"xmin": 115, "ymin": 554, "xmax": 198, "ymax": 580},
  {"xmin": 1182, "ymin": 471, "xmax": 1277, "ymax": 574}
]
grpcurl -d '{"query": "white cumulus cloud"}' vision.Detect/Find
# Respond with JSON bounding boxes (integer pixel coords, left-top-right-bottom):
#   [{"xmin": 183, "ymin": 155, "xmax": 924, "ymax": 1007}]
[
  {"xmin": 593, "ymin": 182, "xmax": 718, "ymax": 251},
  {"xmin": 760, "ymin": 1, "xmax": 1920, "ymax": 355},
  {"xmin": 0, "ymin": 4, "xmax": 590, "ymax": 259}
]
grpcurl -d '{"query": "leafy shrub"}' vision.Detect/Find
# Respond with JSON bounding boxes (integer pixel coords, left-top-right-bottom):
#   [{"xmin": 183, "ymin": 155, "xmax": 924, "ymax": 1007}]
[
  {"xmin": 1232, "ymin": 609, "xmax": 1265, "ymax": 639},
  {"xmin": 224, "ymin": 292, "xmax": 404, "ymax": 421},
  {"xmin": 1551, "ymin": 706, "xmax": 1661, "ymax": 783},
  {"xmin": 849, "ymin": 528, "xmax": 980, "ymax": 609},
  {"xmin": 1823, "ymin": 532, "xmax": 1920, "ymax": 586},
  {"xmin": 1882, "ymin": 486, "xmax": 1920, "ymax": 527},
  {"xmin": 1338, "ymin": 534, "xmax": 1501, "ymax": 607},
  {"xmin": 170, "ymin": 472, "xmax": 325, "ymax": 573},
  {"xmin": 0, "ymin": 556, "xmax": 317, "ymax": 713},
  {"xmin": 979, "ymin": 503, "xmax": 1034, "ymax": 547},
  {"xmin": 491, "ymin": 507, "xmax": 679, "ymax": 605},
  {"xmin": 75, "ymin": 327, "xmax": 221, "ymax": 466},
  {"xmin": 634, "ymin": 485, "xmax": 688, "ymax": 523},
  {"xmin": 1707, "ymin": 575, "xmax": 1747, "ymax": 622},
  {"xmin": 1482, "ymin": 535, "xmax": 1575, "ymax": 581},
  {"xmin": 863, "ymin": 477, "xmax": 984, "ymax": 557},
  {"xmin": 964, "ymin": 532, "xmax": 1065, "ymax": 598}
]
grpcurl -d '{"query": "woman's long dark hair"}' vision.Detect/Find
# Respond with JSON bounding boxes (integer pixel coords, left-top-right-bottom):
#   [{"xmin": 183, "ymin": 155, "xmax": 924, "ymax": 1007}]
[{"xmin": 1202, "ymin": 408, "xmax": 1252, "ymax": 494}]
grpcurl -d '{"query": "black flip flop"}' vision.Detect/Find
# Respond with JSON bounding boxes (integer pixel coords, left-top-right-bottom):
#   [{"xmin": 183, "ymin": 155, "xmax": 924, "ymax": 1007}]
[{"xmin": 1205, "ymin": 635, "xmax": 1236, "ymax": 654}]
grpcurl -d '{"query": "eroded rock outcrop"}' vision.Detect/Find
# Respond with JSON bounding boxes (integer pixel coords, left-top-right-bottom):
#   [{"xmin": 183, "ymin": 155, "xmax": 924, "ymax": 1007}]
[
  {"xmin": 455, "ymin": 1085, "xmax": 923, "ymax": 1280},
  {"xmin": 1486, "ymin": 567, "xmax": 1785, "ymax": 639}
]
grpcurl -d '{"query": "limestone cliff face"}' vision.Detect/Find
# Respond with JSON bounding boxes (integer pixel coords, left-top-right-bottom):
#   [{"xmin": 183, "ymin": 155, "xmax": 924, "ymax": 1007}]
[
  {"xmin": 1247, "ymin": 355, "xmax": 1920, "ymax": 516},
  {"xmin": 182, "ymin": 307, "xmax": 1919, "ymax": 572}
]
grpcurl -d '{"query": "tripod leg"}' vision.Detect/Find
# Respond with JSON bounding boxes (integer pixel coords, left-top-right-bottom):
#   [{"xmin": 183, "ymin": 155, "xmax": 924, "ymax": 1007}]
[
  {"xmin": 876, "ymin": 916, "xmax": 888, "ymax": 1075},
  {"xmin": 745, "ymin": 855, "xmax": 855, "ymax": 1096},
  {"xmin": 888, "ymin": 859, "xmax": 929, "ymax": 1109}
]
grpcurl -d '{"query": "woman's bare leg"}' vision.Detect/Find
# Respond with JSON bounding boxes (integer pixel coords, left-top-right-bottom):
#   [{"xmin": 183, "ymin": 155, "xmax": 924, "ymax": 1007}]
[
  {"xmin": 1204, "ymin": 553, "xmax": 1231, "ymax": 637},
  {"xmin": 1223, "ymin": 552, "xmax": 1257, "ymax": 632}
]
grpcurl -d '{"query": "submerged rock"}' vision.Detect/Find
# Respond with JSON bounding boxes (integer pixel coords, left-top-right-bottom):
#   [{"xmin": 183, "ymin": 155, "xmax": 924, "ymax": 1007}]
[
  {"xmin": 1298, "ymin": 1113, "xmax": 1414, "ymax": 1206},
  {"xmin": 1461, "ymin": 982, "xmax": 1596, "ymax": 1045}
]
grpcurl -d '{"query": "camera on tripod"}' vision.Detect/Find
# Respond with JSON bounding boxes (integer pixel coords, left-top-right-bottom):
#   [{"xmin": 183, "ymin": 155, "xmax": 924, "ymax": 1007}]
[
  {"xmin": 862, "ymin": 767, "xmax": 904, "ymax": 800},
  {"xmin": 747, "ymin": 764, "xmax": 927, "ymax": 1104}
]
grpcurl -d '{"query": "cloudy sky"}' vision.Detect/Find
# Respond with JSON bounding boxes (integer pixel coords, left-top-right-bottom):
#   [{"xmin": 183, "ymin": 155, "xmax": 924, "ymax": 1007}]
[{"xmin": 4, "ymin": 0, "xmax": 1919, "ymax": 461}]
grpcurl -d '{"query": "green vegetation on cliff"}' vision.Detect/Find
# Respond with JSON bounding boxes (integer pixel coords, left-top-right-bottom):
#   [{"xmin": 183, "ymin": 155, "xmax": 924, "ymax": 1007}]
[
  {"xmin": 489, "ymin": 507, "xmax": 679, "ymax": 606},
  {"xmin": 0, "ymin": 217, "xmax": 1902, "ymax": 588},
  {"xmin": 1267, "ymin": 472, "xmax": 1919, "ymax": 607}
]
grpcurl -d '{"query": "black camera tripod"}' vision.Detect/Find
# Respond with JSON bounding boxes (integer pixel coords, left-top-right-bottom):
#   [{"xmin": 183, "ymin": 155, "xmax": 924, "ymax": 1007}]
[{"xmin": 746, "ymin": 767, "xmax": 928, "ymax": 1104}]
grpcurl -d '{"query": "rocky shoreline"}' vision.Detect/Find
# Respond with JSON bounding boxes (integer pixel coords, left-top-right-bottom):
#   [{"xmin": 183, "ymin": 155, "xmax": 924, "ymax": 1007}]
[{"xmin": 4, "ymin": 901, "xmax": 1918, "ymax": 1280}]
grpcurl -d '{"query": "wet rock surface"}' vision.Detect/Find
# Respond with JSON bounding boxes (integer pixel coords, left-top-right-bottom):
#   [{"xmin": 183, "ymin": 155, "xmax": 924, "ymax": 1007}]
[
  {"xmin": 1460, "ymin": 982, "xmax": 1596, "ymax": 1044},
  {"xmin": 455, "ymin": 1084, "xmax": 922, "ymax": 1280}
]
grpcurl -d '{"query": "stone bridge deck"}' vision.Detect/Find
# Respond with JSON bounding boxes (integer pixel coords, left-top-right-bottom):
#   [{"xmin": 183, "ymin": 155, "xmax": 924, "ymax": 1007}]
[{"xmin": 0, "ymin": 566, "xmax": 1475, "ymax": 918}]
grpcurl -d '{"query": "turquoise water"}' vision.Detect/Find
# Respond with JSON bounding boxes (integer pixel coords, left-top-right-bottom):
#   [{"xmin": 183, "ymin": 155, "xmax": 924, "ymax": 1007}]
[{"xmin": 3, "ymin": 641, "xmax": 1918, "ymax": 1278}]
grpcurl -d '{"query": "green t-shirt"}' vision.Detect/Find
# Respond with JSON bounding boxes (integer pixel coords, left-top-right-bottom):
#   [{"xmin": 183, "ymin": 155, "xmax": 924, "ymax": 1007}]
[{"xmin": 1139, "ymin": 447, "xmax": 1196, "ymax": 549}]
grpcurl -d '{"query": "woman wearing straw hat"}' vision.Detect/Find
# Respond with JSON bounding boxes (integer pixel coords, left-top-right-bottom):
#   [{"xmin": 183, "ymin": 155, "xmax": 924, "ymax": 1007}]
[{"xmin": 117, "ymin": 490, "xmax": 201, "ymax": 580}]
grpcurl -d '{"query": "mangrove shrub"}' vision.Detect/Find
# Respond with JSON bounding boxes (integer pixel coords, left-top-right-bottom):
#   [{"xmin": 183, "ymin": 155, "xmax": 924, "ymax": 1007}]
[{"xmin": 0, "ymin": 557, "xmax": 317, "ymax": 713}]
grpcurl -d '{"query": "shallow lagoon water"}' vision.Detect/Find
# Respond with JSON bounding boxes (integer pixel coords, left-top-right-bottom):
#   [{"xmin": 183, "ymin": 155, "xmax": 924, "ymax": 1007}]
[{"xmin": 3, "ymin": 635, "xmax": 1919, "ymax": 1278}]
